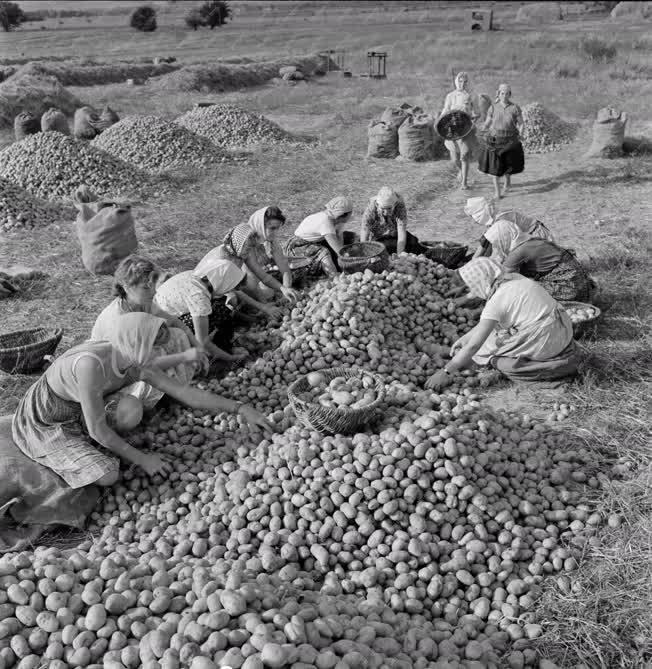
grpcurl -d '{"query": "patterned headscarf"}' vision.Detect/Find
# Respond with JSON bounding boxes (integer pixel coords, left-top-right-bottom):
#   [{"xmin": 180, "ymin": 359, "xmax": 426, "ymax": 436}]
[
  {"xmin": 458, "ymin": 258, "xmax": 519, "ymax": 300},
  {"xmin": 107, "ymin": 313, "xmax": 166, "ymax": 367},
  {"xmin": 193, "ymin": 257, "xmax": 245, "ymax": 295},
  {"xmin": 325, "ymin": 196, "xmax": 353, "ymax": 219},
  {"xmin": 464, "ymin": 197, "xmax": 495, "ymax": 227},
  {"xmin": 376, "ymin": 187, "xmax": 399, "ymax": 209}
]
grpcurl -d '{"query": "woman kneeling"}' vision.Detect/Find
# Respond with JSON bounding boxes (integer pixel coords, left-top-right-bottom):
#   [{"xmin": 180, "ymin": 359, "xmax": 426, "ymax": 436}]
[{"xmin": 426, "ymin": 258, "xmax": 579, "ymax": 389}]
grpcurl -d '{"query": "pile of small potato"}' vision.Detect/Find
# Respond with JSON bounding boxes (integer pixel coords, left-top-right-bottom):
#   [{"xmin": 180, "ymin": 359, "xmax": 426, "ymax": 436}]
[
  {"xmin": 0, "ymin": 255, "xmax": 612, "ymax": 669},
  {"xmin": 0, "ymin": 176, "xmax": 73, "ymax": 231},
  {"xmin": 0, "ymin": 132, "xmax": 149, "ymax": 201},
  {"xmin": 297, "ymin": 372, "xmax": 379, "ymax": 410},
  {"xmin": 520, "ymin": 103, "xmax": 578, "ymax": 154},
  {"xmin": 92, "ymin": 116, "xmax": 235, "ymax": 174},
  {"xmin": 564, "ymin": 303, "xmax": 598, "ymax": 325},
  {"xmin": 175, "ymin": 105, "xmax": 300, "ymax": 149}
]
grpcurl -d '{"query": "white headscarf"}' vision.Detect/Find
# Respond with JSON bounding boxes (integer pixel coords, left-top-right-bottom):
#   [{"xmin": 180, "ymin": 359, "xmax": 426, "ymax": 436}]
[
  {"xmin": 459, "ymin": 258, "xmax": 520, "ymax": 300},
  {"xmin": 464, "ymin": 197, "xmax": 495, "ymax": 227},
  {"xmin": 455, "ymin": 71, "xmax": 469, "ymax": 88},
  {"xmin": 325, "ymin": 196, "xmax": 353, "ymax": 219},
  {"xmin": 193, "ymin": 257, "xmax": 245, "ymax": 295},
  {"xmin": 107, "ymin": 313, "xmax": 166, "ymax": 367},
  {"xmin": 376, "ymin": 187, "xmax": 399, "ymax": 209}
]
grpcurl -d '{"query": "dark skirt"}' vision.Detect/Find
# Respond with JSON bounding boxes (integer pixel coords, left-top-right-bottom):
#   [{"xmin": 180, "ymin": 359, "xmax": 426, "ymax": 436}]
[
  {"xmin": 178, "ymin": 297, "xmax": 235, "ymax": 351},
  {"xmin": 478, "ymin": 140, "xmax": 525, "ymax": 177},
  {"xmin": 285, "ymin": 236, "xmax": 337, "ymax": 277},
  {"xmin": 377, "ymin": 231, "xmax": 426, "ymax": 255},
  {"xmin": 537, "ymin": 251, "xmax": 594, "ymax": 302}
]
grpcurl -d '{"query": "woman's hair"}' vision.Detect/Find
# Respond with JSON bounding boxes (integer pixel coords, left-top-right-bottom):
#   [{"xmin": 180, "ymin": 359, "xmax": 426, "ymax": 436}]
[
  {"xmin": 113, "ymin": 255, "xmax": 159, "ymax": 299},
  {"xmin": 264, "ymin": 206, "xmax": 287, "ymax": 225}
]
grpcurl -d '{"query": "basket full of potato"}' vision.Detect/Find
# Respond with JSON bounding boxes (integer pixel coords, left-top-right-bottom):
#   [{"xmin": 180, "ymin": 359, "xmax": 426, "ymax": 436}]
[{"xmin": 563, "ymin": 301, "xmax": 601, "ymax": 336}]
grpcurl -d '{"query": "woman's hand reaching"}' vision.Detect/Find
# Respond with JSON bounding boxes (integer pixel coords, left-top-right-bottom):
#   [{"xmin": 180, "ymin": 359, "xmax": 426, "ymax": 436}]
[
  {"xmin": 237, "ymin": 404, "xmax": 274, "ymax": 433},
  {"xmin": 280, "ymin": 286, "xmax": 300, "ymax": 304}
]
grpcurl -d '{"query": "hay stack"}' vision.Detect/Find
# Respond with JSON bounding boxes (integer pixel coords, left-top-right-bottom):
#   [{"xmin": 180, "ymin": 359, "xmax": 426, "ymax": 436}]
[
  {"xmin": 91, "ymin": 115, "xmax": 232, "ymax": 173},
  {"xmin": 0, "ymin": 72, "xmax": 80, "ymax": 130},
  {"xmin": 516, "ymin": 2, "xmax": 563, "ymax": 22},
  {"xmin": 610, "ymin": 1, "xmax": 652, "ymax": 18}
]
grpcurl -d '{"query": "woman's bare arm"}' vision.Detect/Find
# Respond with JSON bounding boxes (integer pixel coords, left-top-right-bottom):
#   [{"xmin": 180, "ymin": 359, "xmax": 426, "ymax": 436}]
[
  {"xmin": 271, "ymin": 241, "xmax": 293, "ymax": 289},
  {"xmin": 324, "ymin": 233, "xmax": 344, "ymax": 254}
]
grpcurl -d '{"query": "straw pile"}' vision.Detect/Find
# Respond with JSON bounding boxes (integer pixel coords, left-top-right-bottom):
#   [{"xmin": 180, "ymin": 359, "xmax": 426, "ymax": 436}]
[
  {"xmin": 0, "ymin": 132, "xmax": 149, "ymax": 201},
  {"xmin": 175, "ymin": 104, "xmax": 298, "ymax": 149},
  {"xmin": 0, "ymin": 72, "xmax": 80, "ymax": 130},
  {"xmin": 91, "ymin": 115, "xmax": 233, "ymax": 173},
  {"xmin": 521, "ymin": 102, "xmax": 578, "ymax": 153},
  {"xmin": 0, "ymin": 176, "xmax": 73, "ymax": 232}
]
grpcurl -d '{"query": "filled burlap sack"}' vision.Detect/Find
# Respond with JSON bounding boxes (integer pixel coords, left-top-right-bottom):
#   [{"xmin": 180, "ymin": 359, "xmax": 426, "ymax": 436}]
[
  {"xmin": 398, "ymin": 113, "xmax": 436, "ymax": 161},
  {"xmin": 40, "ymin": 107, "xmax": 69, "ymax": 134},
  {"xmin": 73, "ymin": 186, "xmax": 138, "ymax": 275},
  {"xmin": 94, "ymin": 105, "xmax": 120, "ymax": 133},
  {"xmin": 367, "ymin": 120, "xmax": 399, "ymax": 159},
  {"xmin": 73, "ymin": 105, "xmax": 101, "ymax": 139},
  {"xmin": 611, "ymin": 1, "xmax": 652, "ymax": 19},
  {"xmin": 279, "ymin": 65, "xmax": 298, "ymax": 77},
  {"xmin": 14, "ymin": 111, "xmax": 40, "ymax": 141},
  {"xmin": 380, "ymin": 105, "xmax": 410, "ymax": 129},
  {"xmin": 586, "ymin": 107, "xmax": 627, "ymax": 158}
]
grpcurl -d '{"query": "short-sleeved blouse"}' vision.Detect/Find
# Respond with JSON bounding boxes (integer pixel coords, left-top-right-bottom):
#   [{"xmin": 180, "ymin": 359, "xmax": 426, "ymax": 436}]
[
  {"xmin": 153, "ymin": 271, "xmax": 212, "ymax": 319},
  {"xmin": 486, "ymin": 102, "xmax": 522, "ymax": 145}
]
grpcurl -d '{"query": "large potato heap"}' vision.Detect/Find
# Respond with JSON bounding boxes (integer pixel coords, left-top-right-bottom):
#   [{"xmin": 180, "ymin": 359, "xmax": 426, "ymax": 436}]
[
  {"xmin": 0, "ymin": 176, "xmax": 73, "ymax": 232},
  {"xmin": 520, "ymin": 103, "xmax": 578, "ymax": 154},
  {"xmin": 0, "ymin": 132, "xmax": 149, "ymax": 201},
  {"xmin": 92, "ymin": 116, "xmax": 233, "ymax": 174},
  {"xmin": 175, "ymin": 105, "xmax": 299, "ymax": 149}
]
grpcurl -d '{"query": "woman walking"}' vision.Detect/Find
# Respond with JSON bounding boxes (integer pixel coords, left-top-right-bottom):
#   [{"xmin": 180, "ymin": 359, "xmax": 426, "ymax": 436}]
[{"xmin": 478, "ymin": 83, "xmax": 524, "ymax": 199}]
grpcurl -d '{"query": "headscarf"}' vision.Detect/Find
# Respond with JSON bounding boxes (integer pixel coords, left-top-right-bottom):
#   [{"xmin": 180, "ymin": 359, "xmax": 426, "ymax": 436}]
[
  {"xmin": 107, "ymin": 313, "xmax": 166, "ymax": 367},
  {"xmin": 247, "ymin": 207, "xmax": 271, "ymax": 242},
  {"xmin": 376, "ymin": 187, "xmax": 399, "ymax": 210},
  {"xmin": 193, "ymin": 257, "xmax": 245, "ymax": 295},
  {"xmin": 455, "ymin": 71, "xmax": 469, "ymax": 88},
  {"xmin": 325, "ymin": 196, "xmax": 353, "ymax": 220},
  {"xmin": 464, "ymin": 197, "xmax": 495, "ymax": 227},
  {"xmin": 459, "ymin": 258, "xmax": 520, "ymax": 300},
  {"xmin": 496, "ymin": 83, "xmax": 511, "ymax": 104}
]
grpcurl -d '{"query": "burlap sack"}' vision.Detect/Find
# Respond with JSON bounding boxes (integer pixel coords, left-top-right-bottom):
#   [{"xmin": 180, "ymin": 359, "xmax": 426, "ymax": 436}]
[
  {"xmin": 367, "ymin": 120, "xmax": 399, "ymax": 159},
  {"xmin": 95, "ymin": 105, "xmax": 120, "ymax": 132},
  {"xmin": 40, "ymin": 107, "xmax": 69, "ymax": 134},
  {"xmin": 74, "ymin": 189, "xmax": 138, "ymax": 275},
  {"xmin": 586, "ymin": 108, "xmax": 627, "ymax": 158},
  {"xmin": 398, "ymin": 113, "xmax": 436, "ymax": 161},
  {"xmin": 73, "ymin": 106, "xmax": 101, "ymax": 140},
  {"xmin": 14, "ymin": 111, "xmax": 40, "ymax": 141},
  {"xmin": 380, "ymin": 106, "xmax": 410, "ymax": 129},
  {"xmin": 279, "ymin": 65, "xmax": 298, "ymax": 77}
]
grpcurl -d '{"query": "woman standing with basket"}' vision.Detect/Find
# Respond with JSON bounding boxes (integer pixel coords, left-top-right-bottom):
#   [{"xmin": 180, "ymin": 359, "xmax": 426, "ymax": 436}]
[{"xmin": 478, "ymin": 83, "xmax": 525, "ymax": 199}]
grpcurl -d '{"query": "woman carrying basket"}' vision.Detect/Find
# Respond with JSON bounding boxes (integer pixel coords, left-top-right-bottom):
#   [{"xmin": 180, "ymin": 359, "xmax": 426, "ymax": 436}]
[
  {"xmin": 425, "ymin": 258, "xmax": 579, "ymax": 390},
  {"xmin": 360, "ymin": 187, "xmax": 426, "ymax": 255},
  {"xmin": 285, "ymin": 196, "xmax": 353, "ymax": 278},
  {"xmin": 478, "ymin": 83, "xmax": 524, "ymax": 199},
  {"xmin": 439, "ymin": 71, "xmax": 479, "ymax": 190}
]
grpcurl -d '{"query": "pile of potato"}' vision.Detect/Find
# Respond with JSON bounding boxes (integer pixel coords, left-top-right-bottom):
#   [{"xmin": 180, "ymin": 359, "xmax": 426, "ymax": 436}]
[
  {"xmin": 520, "ymin": 103, "xmax": 578, "ymax": 154},
  {"xmin": 175, "ymin": 105, "xmax": 299, "ymax": 149},
  {"xmin": 564, "ymin": 303, "xmax": 598, "ymax": 325},
  {"xmin": 0, "ymin": 176, "xmax": 73, "ymax": 232},
  {"xmin": 297, "ymin": 372, "xmax": 379, "ymax": 410},
  {"xmin": 0, "ymin": 132, "xmax": 149, "ymax": 201},
  {"xmin": 92, "ymin": 116, "xmax": 235, "ymax": 174}
]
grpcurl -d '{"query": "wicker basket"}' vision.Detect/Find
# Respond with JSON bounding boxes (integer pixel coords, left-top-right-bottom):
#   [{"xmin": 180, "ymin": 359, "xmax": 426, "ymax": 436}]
[
  {"xmin": 562, "ymin": 301, "xmax": 602, "ymax": 337},
  {"xmin": 0, "ymin": 327, "xmax": 64, "ymax": 374},
  {"xmin": 288, "ymin": 367, "xmax": 385, "ymax": 434},
  {"xmin": 422, "ymin": 240, "xmax": 469, "ymax": 268},
  {"xmin": 436, "ymin": 110, "xmax": 473, "ymax": 141},
  {"xmin": 338, "ymin": 241, "xmax": 389, "ymax": 275}
]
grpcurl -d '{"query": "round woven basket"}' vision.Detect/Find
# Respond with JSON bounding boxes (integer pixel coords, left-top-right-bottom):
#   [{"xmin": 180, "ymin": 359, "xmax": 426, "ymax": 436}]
[
  {"xmin": 338, "ymin": 241, "xmax": 389, "ymax": 275},
  {"xmin": 562, "ymin": 301, "xmax": 602, "ymax": 337},
  {"xmin": 0, "ymin": 327, "xmax": 64, "ymax": 374},
  {"xmin": 422, "ymin": 240, "xmax": 469, "ymax": 268},
  {"xmin": 288, "ymin": 367, "xmax": 385, "ymax": 434},
  {"xmin": 436, "ymin": 110, "xmax": 473, "ymax": 141}
]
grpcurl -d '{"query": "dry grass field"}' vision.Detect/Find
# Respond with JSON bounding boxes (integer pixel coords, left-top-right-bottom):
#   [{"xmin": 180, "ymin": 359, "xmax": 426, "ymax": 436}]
[{"xmin": 0, "ymin": 2, "xmax": 651, "ymax": 667}]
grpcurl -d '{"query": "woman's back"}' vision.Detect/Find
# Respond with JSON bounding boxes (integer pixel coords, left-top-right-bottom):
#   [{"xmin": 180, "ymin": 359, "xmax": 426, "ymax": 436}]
[{"xmin": 483, "ymin": 277, "xmax": 557, "ymax": 330}]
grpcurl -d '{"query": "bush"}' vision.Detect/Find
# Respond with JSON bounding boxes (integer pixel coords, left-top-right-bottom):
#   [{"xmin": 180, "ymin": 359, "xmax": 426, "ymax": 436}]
[
  {"xmin": 0, "ymin": 1, "xmax": 26, "ymax": 31},
  {"xmin": 580, "ymin": 36, "xmax": 617, "ymax": 62},
  {"xmin": 199, "ymin": 0, "xmax": 231, "ymax": 28},
  {"xmin": 130, "ymin": 5, "xmax": 157, "ymax": 32},
  {"xmin": 185, "ymin": 8, "xmax": 203, "ymax": 30}
]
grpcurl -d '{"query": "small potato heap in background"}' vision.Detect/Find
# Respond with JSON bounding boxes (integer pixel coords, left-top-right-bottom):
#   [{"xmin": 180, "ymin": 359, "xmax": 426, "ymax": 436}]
[
  {"xmin": 0, "ymin": 176, "xmax": 73, "ymax": 232},
  {"xmin": 520, "ymin": 102, "xmax": 578, "ymax": 153},
  {"xmin": 92, "ymin": 115, "xmax": 234, "ymax": 173},
  {"xmin": 175, "ymin": 104, "xmax": 300, "ymax": 149},
  {"xmin": 0, "ymin": 132, "xmax": 149, "ymax": 201}
]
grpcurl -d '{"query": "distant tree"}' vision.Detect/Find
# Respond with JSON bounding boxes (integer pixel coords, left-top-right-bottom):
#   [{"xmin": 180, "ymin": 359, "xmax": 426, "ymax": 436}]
[
  {"xmin": 185, "ymin": 8, "xmax": 203, "ymax": 30},
  {"xmin": 130, "ymin": 5, "xmax": 157, "ymax": 32},
  {"xmin": 0, "ymin": 1, "xmax": 26, "ymax": 32},
  {"xmin": 199, "ymin": 0, "xmax": 231, "ymax": 29}
]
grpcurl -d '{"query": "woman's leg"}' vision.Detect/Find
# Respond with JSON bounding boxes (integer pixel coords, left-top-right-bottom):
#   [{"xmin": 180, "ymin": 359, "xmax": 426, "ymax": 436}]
[
  {"xmin": 504, "ymin": 174, "xmax": 511, "ymax": 193},
  {"xmin": 492, "ymin": 176, "xmax": 502, "ymax": 199}
]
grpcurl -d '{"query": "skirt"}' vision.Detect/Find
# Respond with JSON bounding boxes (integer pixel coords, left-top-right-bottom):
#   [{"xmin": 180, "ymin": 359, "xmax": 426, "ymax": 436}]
[
  {"xmin": 478, "ymin": 139, "xmax": 525, "ymax": 177},
  {"xmin": 178, "ymin": 297, "xmax": 235, "ymax": 351},
  {"xmin": 285, "ymin": 236, "xmax": 337, "ymax": 276},
  {"xmin": 491, "ymin": 340, "xmax": 580, "ymax": 383},
  {"xmin": 12, "ymin": 376, "xmax": 119, "ymax": 489},
  {"xmin": 377, "ymin": 231, "xmax": 426, "ymax": 255},
  {"xmin": 537, "ymin": 252, "xmax": 594, "ymax": 302}
]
